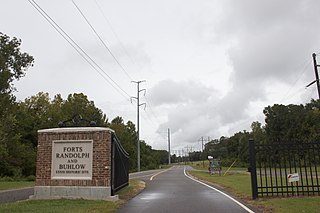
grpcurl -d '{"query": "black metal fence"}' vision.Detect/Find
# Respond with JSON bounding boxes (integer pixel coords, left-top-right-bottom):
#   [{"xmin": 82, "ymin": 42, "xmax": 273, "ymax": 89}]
[
  {"xmin": 249, "ymin": 139, "xmax": 320, "ymax": 199},
  {"xmin": 111, "ymin": 134, "xmax": 129, "ymax": 195}
]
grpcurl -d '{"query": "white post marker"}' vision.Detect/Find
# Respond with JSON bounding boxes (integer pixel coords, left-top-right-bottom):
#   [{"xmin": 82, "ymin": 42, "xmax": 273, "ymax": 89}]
[
  {"xmin": 288, "ymin": 173, "xmax": 300, "ymax": 196},
  {"xmin": 287, "ymin": 173, "xmax": 299, "ymax": 183}
]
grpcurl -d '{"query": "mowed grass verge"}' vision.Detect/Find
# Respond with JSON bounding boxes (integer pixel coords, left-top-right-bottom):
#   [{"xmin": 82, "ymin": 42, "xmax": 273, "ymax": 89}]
[
  {"xmin": 0, "ymin": 179, "xmax": 145, "ymax": 213},
  {"xmin": 188, "ymin": 170, "xmax": 320, "ymax": 213},
  {"xmin": 187, "ymin": 161, "xmax": 247, "ymax": 172}
]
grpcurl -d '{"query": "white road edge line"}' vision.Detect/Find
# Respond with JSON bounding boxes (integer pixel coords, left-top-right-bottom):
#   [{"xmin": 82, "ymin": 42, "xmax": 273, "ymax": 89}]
[
  {"xmin": 150, "ymin": 166, "xmax": 173, "ymax": 181},
  {"xmin": 184, "ymin": 167, "xmax": 255, "ymax": 213}
]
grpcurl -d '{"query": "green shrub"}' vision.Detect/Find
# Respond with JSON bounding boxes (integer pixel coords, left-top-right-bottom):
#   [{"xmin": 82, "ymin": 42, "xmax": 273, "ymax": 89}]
[
  {"xmin": 26, "ymin": 175, "xmax": 36, "ymax": 181},
  {"xmin": 0, "ymin": 176, "xmax": 14, "ymax": 182}
]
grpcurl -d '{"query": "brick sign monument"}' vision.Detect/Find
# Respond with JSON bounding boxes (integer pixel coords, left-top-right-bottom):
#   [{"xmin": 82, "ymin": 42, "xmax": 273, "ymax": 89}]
[{"xmin": 31, "ymin": 127, "xmax": 118, "ymax": 200}]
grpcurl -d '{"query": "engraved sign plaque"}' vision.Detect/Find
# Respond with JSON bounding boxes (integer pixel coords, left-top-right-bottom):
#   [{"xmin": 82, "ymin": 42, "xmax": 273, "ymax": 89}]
[{"xmin": 51, "ymin": 140, "xmax": 93, "ymax": 180}]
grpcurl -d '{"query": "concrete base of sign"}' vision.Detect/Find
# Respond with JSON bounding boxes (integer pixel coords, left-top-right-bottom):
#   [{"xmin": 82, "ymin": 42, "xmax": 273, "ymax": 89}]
[{"xmin": 30, "ymin": 186, "xmax": 118, "ymax": 201}]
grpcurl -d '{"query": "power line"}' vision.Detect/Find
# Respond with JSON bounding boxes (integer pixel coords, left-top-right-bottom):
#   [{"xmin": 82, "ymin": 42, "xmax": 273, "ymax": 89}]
[
  {"xmin": 72, "ymin": 0, "xmax": 133, "ymax": 81},
  {"xmin": 279, "ymin": 58, "xmax": 311, "ymax": 102},
  {"xmin": 282, "ymin": 87, "xmax": 307, "ymax": 102},
  {"xmin": 91, "ymin": 1, "xmax": 165, "ymax": 128},
  {"xmin": 140, "ymin": 113, "xmax": 158, "ymax": 128},
  {"xmin": 144, "ymin": 96, "xmax": 162, "ymax": 124},
  {"xmin": 27, "ymin": 0, "xmax": 131, "ymax": 100},
  {"xmin": 305, "ymin": 87, "xmax": 316, "ymax": 102},
  {"xmin": 93, "ymin": 0, "xmax": 144, "ymax": 78}
]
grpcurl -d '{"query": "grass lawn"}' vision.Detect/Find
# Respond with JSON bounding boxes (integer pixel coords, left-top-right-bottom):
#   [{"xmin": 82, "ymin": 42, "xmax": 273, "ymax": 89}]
[
  {"xmin": 0, "ymin": 179, "xmax": 145, "ymax": 213},
  {"xmin": 187, "ymin": 160, "xmax": 247, "ymax": 172},
  {"xmin": 0, "ymin": 199, "xmax": 120, "ymax": 213},
  {"xmin": 256, "ymin": 197, "xmax": 320, "ymax": 213},
  {"xmin": 0, "ymin": 181, "xmax": 34, "ymax": 191},
  {"xmin": 189, "ymin": 170, "xmax": 252, "ymax": 198},
  {"xmin": 189, "ymin": 170, "xmax": 320, "ymax": 213}
]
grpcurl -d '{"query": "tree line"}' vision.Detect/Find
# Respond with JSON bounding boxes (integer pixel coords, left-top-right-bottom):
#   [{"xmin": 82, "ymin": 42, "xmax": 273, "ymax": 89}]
[
  {"xmin": 188, "ymin": 100, "xmax": 320, "ymax": 167},
  {"xmin": 0, "ymin": 33, "xmax": 168, "ymax": 178}
]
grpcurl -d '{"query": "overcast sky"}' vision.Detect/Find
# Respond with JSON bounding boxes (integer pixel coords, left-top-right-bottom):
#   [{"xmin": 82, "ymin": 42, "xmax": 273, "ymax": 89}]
[{"xmin": 2, "ymin": 0, "xmax": 320, "ymax": 153}]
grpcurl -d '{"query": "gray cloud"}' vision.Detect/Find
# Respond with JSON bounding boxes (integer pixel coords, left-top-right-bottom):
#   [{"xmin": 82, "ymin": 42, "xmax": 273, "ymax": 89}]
[
  {"xmin": 149, "ymin": 79, "xmax": 216, "ymax": 106},
  {"xmin": 221, "ymin": 0, "xmax": 320, "ymax": 83},
  {"xmin": 157, "ymin": 103, "xmax": 220, "ymax": 145},
  {"xmin": 214, "ymin": 0, "xmax": 320, "ymax": 125},
  {"xmin": 151, "ymin": 0, "xmax": 320, "ymax": 146},
  {"xmin": 149, "ymin": 79, "xmax": 220, "ymax": 143},
  {"xmin": 207, "ymin": 0, "xmax": 320, "ymax": 125},
  {"xmin": 5, "ymin": 0, "xmax": 320, "ymax": 151}
]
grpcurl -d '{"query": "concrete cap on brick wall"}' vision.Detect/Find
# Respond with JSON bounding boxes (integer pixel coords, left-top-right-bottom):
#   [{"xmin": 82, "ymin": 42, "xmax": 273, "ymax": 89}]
[{"xmin": 38, "ymin": 127, "xmax": 115, "ymax": 133}]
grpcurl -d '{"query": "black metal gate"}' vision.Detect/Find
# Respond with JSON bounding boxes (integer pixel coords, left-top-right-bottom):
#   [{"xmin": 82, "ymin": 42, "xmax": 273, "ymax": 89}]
[
  {"xmin": 249, "ymin": 139, "xmax": 320, "ymax": 199},
  {"xmin": 111, "ymin": 133, "xmax": 129, "ymax": 195}
]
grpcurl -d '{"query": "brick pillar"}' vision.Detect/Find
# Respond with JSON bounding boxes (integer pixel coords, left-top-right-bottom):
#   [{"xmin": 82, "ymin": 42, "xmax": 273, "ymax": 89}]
[{"xmin": 31, "ymin": 127, "xmax": 117, "ymax": 201}]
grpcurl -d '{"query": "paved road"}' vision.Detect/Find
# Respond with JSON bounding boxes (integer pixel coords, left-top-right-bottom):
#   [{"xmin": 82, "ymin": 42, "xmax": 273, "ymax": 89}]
[
  {"xmin": 129, "ymin": 168, "xmax": 168, "ymax": 180},
  {"xmin": 0, "ymin": 169, "xmax": 167, "ymax": 204},
  {"xmin": 117, "ymin": 165, "xmax": 254, "ymax": 213},
  {"xmin": 0, "ymin": 187, "xmax": 34, "ymax": 203}
]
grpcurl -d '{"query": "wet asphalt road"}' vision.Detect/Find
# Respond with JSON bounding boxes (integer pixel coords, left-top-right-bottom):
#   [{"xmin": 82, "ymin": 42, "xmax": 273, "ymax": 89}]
[
  {"xmin": 0, "ymin": 187, "xmax": 34, "ymax": 203},
  {"xmin": 117, "ymin": 165, "xmax": 254, "ymax": 213},
  {"xmin": 0, "ymin": 170, "xmax": 161, "ymax": 204}
]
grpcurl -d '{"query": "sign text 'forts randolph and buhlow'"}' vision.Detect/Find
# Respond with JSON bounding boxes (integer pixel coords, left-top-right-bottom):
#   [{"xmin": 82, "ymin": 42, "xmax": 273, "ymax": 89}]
[{"xmin": 51, "ymin": 141, "xmax": 93, "ymax": 179}]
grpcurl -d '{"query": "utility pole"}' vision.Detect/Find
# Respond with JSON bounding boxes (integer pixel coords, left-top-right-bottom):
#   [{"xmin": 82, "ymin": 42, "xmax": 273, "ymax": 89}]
[
  {"xmin": 201, "ymin": 137, "xmax": 204, "ymax": 152},
  {"xmin": 185, "ymin": 146, "xmax": 191, "ymax": 163},
  {"xmin": 306, "ymin": 53, "xmax": 320, "ymax": 99},
  {"xmin": 131, "ymin": 80, "xmax": 146, "ymax": 172},
  {"xmin": 201, "ymin": 137, "xmax": 204, "ymax": 167},
  {"xmin": 199, "ymin": 136, "xmax": 211, "ymax": 168},
  {"xmin": 168, "ymin": 128, "xmax": 171, "ymax": 164},
  {"xmin": 312, "ymin": 53, "xmax": 320, "ymax": 99}
]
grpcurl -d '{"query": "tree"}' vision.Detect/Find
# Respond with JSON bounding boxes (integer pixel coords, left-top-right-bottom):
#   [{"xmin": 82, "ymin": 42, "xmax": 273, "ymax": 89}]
[
  {"xmin": 263, "ymin": 103, "xmax": 316, "ymax": 143},
  {"xmin": 0, "ymin": 33, "xmax": 34, "ymax": 110},
  {"xmin": 16, "ymin": 92, "xmax": 52, "ymax": 147},
  {"xmin": 108, "ymin": 116, "xmax": 170, "ymax": 171},
  {"xmin": 251, "ymin": 121, "xmax": 266, "ymax": 143},
  {"xmin": 0, "ymin": 33, "xmax": 34, "ymax": 177},
  {"xmin": 303, "ymin": 99, "xmax": 320, "ymax": 142},
  {"xmin": 189, "ymin": 151, "xmax": 202, "ymax": 162},
  {"xmin": 61, "ymin": 93, "xmax": 107, "ymax": 126},
  {"xmin": 0, "ymin": 33, "xmax": 34, "ymax": 119},
  {"xmin": 109, "ymin": 117, "xmax": 138, "ymax": 171}
]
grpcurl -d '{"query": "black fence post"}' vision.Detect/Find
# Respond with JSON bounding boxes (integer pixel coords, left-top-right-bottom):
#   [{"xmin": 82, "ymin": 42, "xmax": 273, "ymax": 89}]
[
  {"xmin": 111, "ymin": 134, "xmax": 115, "ymax": 196},
  {"xmin": 249, "ymin": 139, "xmax": 258, "ymax": 200}
]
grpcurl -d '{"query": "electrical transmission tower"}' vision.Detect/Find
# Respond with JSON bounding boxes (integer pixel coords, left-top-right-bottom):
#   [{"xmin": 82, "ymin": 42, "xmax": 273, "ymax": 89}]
[
  {"xmin": 131, "ymin": 80, "xmax": 146, "ymax": 172},
  {"xmin": 199, "ymin": 136, "xmax": 211, "ymax": 167}
]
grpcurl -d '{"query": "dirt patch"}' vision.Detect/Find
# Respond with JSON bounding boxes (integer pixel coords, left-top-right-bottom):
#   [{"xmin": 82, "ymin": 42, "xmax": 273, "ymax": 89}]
[{"xmin": 117, "ymin": 180, "xmax": 145, "ymax": 203}]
